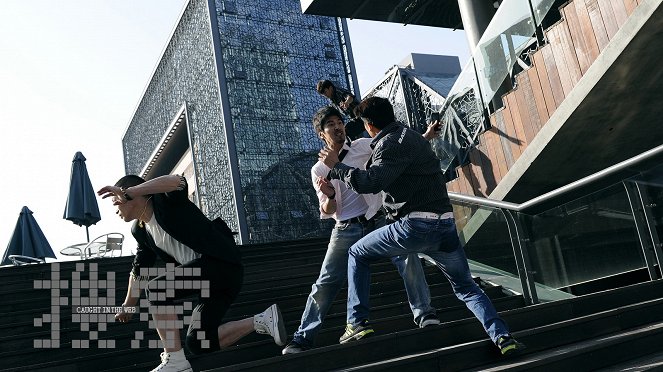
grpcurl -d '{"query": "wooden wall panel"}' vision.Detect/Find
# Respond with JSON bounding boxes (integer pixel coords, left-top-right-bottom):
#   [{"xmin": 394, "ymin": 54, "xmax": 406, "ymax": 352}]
[
  {"xmin": 463, "ymin": 163, "xmax": 478, "ymax": 195},
  {"xmin": 457, "ymin": 167, "xmax": 467, "ymax": 195},
  {"xmin": 447, "ymin": 179, "xmax": 456, "ymax": 193},
  {"xmin": 547, "ymin": 24, "xmax": 575, "ymax": 96},
  {"xmin": 563, "ymin": 2, "xmax": 593, "ymax": 73},
  {"xmin": 558, "ymin": 20, "xmax": 583, "ymax": 86},
  {"xmin": 482, "ymin": 135, "xmax": 501, "ymax": 194},
  {"xmin": 448, "ymin": 179, "xmax": 459, "ymax": 193},
  {"xmin": 505, "ymin": 93, "xmax": 529, "ymax": 152},
  {"xmin": 623, "ymin": 0, "xmax": 638, "ymax": 15},
  {"xmin": 467, "ymin": 147, "xmax": 488, "ymax": 196},
  {"xmin": 475, "ymin": 142, "xmax": 496, "ymax": 196},
  {"xmin": 518, "ymin": 70, "xmax": 544, "ymax": 134},
  {"xmin": 575, "ymin": 0, "xmax": 602, "ymax": 67},
  {"xmin": 610, "ymin": 0, "xmax": 629, "ymax": 26},
  {"xmin": 527, "ymin": 66, "xmax": 550, "ymax": 131},
  {"xmin": 499, "ymin": 101, "xmax": 524, "ymax": 161},
  {"xmin": 490, "ymin": 114, "xmax": 513, "ymax": 171},
  {"xmin": 493, "ymin": 109, "xmax": 516, "ymax": 169},
  {"xmin": 456, "ymin": 178, "xmax": 465, "ymax": 195},
  {"xmin": 462, "ymin": 170, "xmax": 472, "ymax": 195},
  {"xmin": 488, "ymin": 117, "xmax": 509, "ymax": 180},
  {"xmin": 532, "ymin": 50, "xmax": 558, "ymax": 115},
  {"xmin": 597, "ymin": 0, "xmax": 620, "ymax": 39},
  {"xmin": 586, "ymin": 0, "xmax": 610, "ymax": 51},
  {"xmin": 464, "ymin": 151, "xmax": 477, "ymax": 196},
  {"xmin": 540, "ymin": 45, "xmax": 566, "ymax": 107},
  {"xmin": 513, "ymin": 75, "xmax": 538, "ymax": 143},
  {"xmin": 482, "ymin": 128, "xmax": 500, "ymax": 184}
]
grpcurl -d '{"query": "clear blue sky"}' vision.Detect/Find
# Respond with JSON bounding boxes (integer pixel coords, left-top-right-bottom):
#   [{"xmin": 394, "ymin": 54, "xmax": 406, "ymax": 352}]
[{"xmin": 0, "ymin": 1, "xmax": 469, "ymax": 261}]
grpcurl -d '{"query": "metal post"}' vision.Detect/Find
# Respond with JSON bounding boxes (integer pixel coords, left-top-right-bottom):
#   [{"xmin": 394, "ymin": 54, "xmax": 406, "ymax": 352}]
[
  {"xmin": 457, "ymin": 0, "xmax": 497, "ymax": 52},
  {"xmin": 633, "ymin": 181, "xmax": 663, "ymax": 279},
  {"xmin": 624, "ymin": 181, "xmax": 660, "ymax": 280},
  {"xmin": 634, "ymin": 181, "xmax": 663, "ymax": 278},
  {"xmin": 527, "ymin": 0, "xmax": 546, "ymax": 45},
  {"xmin": 502, "ymin": 209, "xmax": 538, "ymax": 305}
]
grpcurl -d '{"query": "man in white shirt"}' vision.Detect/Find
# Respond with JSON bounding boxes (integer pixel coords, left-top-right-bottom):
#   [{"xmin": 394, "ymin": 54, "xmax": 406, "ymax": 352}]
[{"xmin": 282, "ymin": 106, "xmax": 440, "ymax": 354}]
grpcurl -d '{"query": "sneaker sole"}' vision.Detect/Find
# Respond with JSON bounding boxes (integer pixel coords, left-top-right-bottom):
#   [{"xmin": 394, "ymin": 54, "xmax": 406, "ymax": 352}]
[
  {"xmin": 339, "ymin": 328, "xmax": 374, "ymax": 344},
  {"xmin": 500, "ymin": 343, "xmax": 526, "ymax": 356},
  {"xmin": 272, "ymin": 304, "xmax": 287, "ymax": 346},
  {"xmin": 282, "ymin": 346, "xmax": 307, "ymax": 355},
  {"xmin": 152, "ymin": 367, "xmax": 192, "ymax": 372},
  {"xmin": 420, "ymin": 319, "xmax": 441, "ymax": 328}
]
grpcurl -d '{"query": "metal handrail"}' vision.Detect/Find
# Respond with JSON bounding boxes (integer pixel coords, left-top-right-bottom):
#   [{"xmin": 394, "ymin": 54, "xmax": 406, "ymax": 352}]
[{"xmin": 449, "ymin": 142, "xmax": 663, "ymax": 212}]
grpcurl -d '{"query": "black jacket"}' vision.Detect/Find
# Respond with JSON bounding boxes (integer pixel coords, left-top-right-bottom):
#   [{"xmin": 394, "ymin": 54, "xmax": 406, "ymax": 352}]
[
  {"xmin": 329, "ymin": 122, "xmax": 452, "ymax": 220},
  {"xmin": 130, "ymin": 183, "xmax": 241, "ymax": 278}
]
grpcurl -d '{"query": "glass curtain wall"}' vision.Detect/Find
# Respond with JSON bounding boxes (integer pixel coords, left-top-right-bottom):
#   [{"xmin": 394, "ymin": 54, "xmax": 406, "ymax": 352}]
[{"xmin": 213, "ymin": 0, "xmax": 353, "ymax": 242}]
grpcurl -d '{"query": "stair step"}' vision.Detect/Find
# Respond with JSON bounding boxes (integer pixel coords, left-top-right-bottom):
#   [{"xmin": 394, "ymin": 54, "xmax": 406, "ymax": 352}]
[{"xmin": 200, "ymin": 295, "xmax": 663, "ymax": 371}]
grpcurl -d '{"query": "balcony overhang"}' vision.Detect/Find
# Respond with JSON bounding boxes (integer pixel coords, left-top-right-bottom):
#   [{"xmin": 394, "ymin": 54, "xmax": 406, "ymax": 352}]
[
  {"xmin": 300, "ymin": 0, "xmax": 464, "ymax": 30},
  {"xmin": 491, "ymin": 1, "xmax": 663, "ymax": 208},
  {"xmin": 140, "ymin": 104, "xmax": 190, "ymax": 180}
]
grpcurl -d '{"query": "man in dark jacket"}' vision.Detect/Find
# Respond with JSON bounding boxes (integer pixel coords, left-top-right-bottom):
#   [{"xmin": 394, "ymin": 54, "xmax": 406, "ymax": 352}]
[
  {"xmin": 319, "ymin": 97, "xmax": 525, "ymax": 355},
  {"xmin": 98, "ymin": 174, "xmax": 286, "ymax": 372},
  {"xmin": 317, "ymin": 79, "xmax": 365, "ymax": 140}
]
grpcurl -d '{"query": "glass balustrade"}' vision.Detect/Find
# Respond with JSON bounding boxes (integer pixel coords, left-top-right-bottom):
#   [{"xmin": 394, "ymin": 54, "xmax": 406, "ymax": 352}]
[
  {"xmin": 518, "ymin": 182, "xmax": 646, "ymax": 298},
  {"xmin": 451, "ymin": 201, "xmax": 527, "ymax": 297},
  {"xmin": 450, "ymin": 161, "xmax": 663, "ymax": 304},
  {"xmin": 474, "ymin": 0, "xmax": 536, "ymax": 110},
  {"xmin": 531, "ymin": 0, "xmax": 560, "ymax": 25},
  {"xmin": 432, "ymin": 59, "xmax": 486, "ymax": 171},
  {"xmin": 431, "ymin": 0, "xmax": 560, "ymax": 174}
]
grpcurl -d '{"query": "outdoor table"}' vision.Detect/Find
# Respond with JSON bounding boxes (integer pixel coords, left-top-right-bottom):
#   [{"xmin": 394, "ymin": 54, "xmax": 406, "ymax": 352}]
[{"xmin": 60, "ymin": 242, "xmax": 107, "ymax": 260}]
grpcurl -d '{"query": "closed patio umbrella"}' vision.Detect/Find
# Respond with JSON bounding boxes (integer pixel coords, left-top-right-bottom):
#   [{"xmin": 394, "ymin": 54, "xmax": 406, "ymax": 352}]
[
  {"xmin": 63, "ymin": 151, "xmax": 101, "ymax": 242},
  {"xmin": 2, "ymin": 206, "xmax": 56, "ymax": 265}
]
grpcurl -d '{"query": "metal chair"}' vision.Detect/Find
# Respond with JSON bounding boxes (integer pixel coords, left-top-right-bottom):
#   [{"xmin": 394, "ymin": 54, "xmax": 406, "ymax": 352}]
[
  {"xmin": 61, "ymin": 233, "xmax": 124, "ymax": 260},
  {"xmin": 85, "ymin": 233, "xmax": 124, "ymax": 259}
]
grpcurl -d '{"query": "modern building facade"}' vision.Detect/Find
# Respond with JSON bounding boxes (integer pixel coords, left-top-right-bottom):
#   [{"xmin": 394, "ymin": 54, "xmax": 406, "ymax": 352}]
[{"xmin": 122, "ymin": 0, "xmax": 359, "ymax": 243}]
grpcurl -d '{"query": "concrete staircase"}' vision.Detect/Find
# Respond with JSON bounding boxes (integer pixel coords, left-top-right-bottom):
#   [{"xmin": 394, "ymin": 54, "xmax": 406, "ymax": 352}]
[{"xmin": 2, "ymin": 238, "xmax": 663, "ymax": 371}]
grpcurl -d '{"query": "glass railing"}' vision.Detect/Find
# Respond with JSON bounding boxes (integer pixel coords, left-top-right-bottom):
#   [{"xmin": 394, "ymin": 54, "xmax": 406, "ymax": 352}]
[
  {"xmin": 473, "ymin": 0, "xmax": 536, "ymax": 108},
  {"xmin": 452, "ymin": 202, "xmax": 527, "ymax": 298},
  {"xmin": 433, "ymin": 0, "xmax": 557, "ymax": 172},
  {"xmin": 430, "ymin": 60, "xmax": 485, "ymax": 172},
  {"xmin": 449, "ymin": 155, "xmax": 663, "ymax": 305},
  {"xmin": 517, "ymin": 181, "xmax": 647, "ymax": 295},
  {"xmin": 531, "ymin": 0, "xmax": 559, "ymax": 25}
]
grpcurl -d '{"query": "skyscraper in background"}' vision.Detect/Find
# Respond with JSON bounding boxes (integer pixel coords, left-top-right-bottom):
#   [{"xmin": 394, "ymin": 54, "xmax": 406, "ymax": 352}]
[{"xmin": 122, "ymin": 0, "xmax": 358, "ymax": 243}]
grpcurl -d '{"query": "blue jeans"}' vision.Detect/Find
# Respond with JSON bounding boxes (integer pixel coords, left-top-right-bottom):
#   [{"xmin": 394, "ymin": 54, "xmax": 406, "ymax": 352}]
[
  {"xmin": 292, "ymin": 217, "xmax": 434, "ymax": 347},
  {"xmin": 347, "ymin": 216, "xmax": 510, "ymax": 343}
]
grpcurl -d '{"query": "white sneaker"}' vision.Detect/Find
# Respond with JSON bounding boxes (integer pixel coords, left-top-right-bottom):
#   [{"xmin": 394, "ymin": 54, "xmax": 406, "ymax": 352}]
[
  {"xmin": 254, "ymin": 303, "xmax": 286, "ymax": 346},
  {"xmin": 150, "ymin": 351, "xmax": 193, "ymax": 372}
]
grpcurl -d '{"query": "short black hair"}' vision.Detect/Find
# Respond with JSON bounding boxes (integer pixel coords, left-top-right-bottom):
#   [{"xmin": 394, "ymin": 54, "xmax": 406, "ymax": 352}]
[
  {"xmin": 114, "ymin": 175, "xmax": 145, "ymax": 189},
  {"xmin": 356, "ymin": 97, "xmax": 395, "ymax": 129},
  {"xmin": 316, "ymin": 79, "xmax": 334, "ymax": 94},
  {"xmin": 312, "ymin": 106, "xmax": 343, "ymax": 134}
]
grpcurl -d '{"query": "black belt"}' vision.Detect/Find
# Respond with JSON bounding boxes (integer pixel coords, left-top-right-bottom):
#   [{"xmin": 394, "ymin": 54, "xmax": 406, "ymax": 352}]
[{"xmin": 340, "ymin": 210, "xmax": 385, "ymax": 225}]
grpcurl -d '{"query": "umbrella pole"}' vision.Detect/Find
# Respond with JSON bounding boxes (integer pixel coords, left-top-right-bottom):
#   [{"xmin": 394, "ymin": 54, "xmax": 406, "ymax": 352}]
[{"xmin": 86, "ymin": 226, "xmax": 90, "ymax": 243}]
